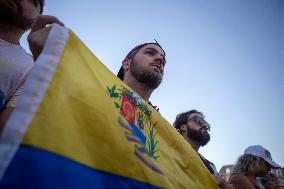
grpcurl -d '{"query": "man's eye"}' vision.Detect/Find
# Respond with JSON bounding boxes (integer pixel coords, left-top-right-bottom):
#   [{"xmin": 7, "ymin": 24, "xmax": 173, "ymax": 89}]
[{"xmin": 146, "ymin": 50, "xmax": 153, "ymax": 55}]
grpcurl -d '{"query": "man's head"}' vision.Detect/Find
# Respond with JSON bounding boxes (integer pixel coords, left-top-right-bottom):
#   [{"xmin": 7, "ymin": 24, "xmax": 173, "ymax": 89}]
[
  {"xmin": 0, "ymin": 0, "xmax": 43, "ymax": 30},
  {"xmin": 174, "ymin": 110, "xmax": 211, "ymax": 147},
  {"xmin": 117, "ymin": 42, "xmax": 166, "ymax": 89}
]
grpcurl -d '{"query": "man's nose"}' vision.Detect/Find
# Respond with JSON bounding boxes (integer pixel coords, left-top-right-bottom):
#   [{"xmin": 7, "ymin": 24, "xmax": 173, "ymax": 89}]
[{"xmin": 154, "ymin": 55, "xmax": 164, "ymax": 66}]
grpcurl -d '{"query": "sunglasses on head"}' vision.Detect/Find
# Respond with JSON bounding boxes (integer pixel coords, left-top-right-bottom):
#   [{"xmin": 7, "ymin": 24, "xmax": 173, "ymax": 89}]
[{"xmin": 187, "ymin": 116, "xmax": 211, "ymax": 131}]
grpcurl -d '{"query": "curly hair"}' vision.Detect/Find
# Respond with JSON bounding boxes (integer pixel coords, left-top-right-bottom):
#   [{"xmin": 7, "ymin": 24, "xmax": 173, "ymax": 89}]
[
  {"xmin": 231, "ymin": 154, "xmax": 262, "ymax": 174},
  {"xmin": 173, "ymin": 110, "xmax": 204, "ymax": 133}
]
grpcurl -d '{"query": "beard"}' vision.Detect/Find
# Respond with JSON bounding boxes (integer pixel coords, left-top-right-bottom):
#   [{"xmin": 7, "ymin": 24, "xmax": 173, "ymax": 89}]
[
  {"xmin": 0, "ymin": 0, "xmax": 34, "ymax": 31},
  {"xmin": 129, "ymin": 59, "xmax": 163, "ymax": 89},
  {"xmin": 187, "ymin": 127, "xmax": 210, "ymax": 146}
]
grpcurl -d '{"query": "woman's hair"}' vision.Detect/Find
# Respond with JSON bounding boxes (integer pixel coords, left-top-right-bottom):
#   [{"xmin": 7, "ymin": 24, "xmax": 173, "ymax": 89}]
[{"xmin": 231, "ymin": 154, "xmax": 262, "ymax": 174}]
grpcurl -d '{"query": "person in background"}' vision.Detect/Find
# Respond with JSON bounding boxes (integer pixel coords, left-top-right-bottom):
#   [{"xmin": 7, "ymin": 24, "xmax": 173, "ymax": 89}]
[
  {"xmin": 261, "ymin": 172, "xmax": 280, "ymax": 189},
  {"xmin": 230, "ymin": 145, "xmax": 281, "ymax": 189},
  {"xmin": 173, "ymin": 109, "xmax": 234, "ymax": 189},
  {"xmin": 0, "ymin": 0, "xmax": 44, "ymax": 133}
]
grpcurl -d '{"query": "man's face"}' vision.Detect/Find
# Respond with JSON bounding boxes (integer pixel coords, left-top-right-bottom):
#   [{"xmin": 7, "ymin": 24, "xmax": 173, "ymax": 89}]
[
  {"xmin": 186, "ymin": 113, "xmax": 211, "ymax": 146},
  {"xmin": 129, "ymin": 44, "xmax": 165, "ymax": 89},
  {"xmin": 0, "ymin": 0, "xmax": 41, "ymax": 30}
]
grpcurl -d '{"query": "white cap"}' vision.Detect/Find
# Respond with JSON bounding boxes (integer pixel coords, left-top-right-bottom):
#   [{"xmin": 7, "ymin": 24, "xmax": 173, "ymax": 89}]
[{"xmin": 244, "ymin": 145, "xmax": 280, "ymax": 168}]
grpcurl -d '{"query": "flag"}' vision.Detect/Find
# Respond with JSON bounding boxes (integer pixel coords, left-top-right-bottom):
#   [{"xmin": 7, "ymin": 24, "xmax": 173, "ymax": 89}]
[{"xmin": 0, "ymin": 24, "xmax": 217, "ymax": 189}]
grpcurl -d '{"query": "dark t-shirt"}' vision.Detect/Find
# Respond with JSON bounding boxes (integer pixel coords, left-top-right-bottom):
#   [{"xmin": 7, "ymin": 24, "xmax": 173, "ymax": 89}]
[{"xmin": 198, "ymin": 153, "xmax": 216, "ymax": 174}]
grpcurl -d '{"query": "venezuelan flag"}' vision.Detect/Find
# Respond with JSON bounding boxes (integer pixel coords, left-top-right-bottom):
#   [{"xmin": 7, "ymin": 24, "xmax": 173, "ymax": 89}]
[{"xmin": 0, "ymin": 24, "xmax": 218, "ymax": 189}]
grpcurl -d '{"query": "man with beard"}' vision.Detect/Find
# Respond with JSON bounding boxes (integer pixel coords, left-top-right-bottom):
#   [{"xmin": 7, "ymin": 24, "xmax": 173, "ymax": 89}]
[
  {"xmin": 117, "ymin": 42, "xmax": 165, "ymax": 110},
  {"xmin": 0, "ymin": 0, "xmax": 44, "ymax": 133},
  {"xmin": 174, "ymin": 110, "xmax": 235, "ymax": 189}
]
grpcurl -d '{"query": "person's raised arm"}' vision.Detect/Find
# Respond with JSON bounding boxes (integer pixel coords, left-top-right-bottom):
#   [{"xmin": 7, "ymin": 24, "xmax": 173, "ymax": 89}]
[{"xmin": 28, "ymin": 15, "xmax": 64, "ymax": 61}]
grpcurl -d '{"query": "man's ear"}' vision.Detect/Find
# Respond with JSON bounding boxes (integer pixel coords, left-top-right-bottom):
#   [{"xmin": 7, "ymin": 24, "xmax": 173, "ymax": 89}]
[
  {"xmin": 180, "ymin": 124, "xmax": 187, "ymax": 134},
  {"xmin": 122, "ymin": 58, "xmax": 131, "ymax": 71}
]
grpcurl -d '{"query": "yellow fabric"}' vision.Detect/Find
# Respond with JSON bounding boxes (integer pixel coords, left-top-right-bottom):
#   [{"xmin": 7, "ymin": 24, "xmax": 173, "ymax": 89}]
[{"xmin": 22, "ymin": 31, "xmax": 217, "ymax": 189}]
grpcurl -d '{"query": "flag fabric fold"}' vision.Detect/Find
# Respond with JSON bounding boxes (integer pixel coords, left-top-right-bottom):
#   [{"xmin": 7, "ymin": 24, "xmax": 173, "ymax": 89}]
[{"xmin": 0, "ymin": 24, "xmax": 217, "ymax": 189}]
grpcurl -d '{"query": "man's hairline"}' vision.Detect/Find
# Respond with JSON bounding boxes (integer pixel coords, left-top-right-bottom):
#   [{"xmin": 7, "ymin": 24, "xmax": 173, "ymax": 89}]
[
  {"xmin": 117, "ymin": 42, "xmax": 166, "ymax": 80},
  {"xmin": 128, "ymin": 43, "xmax": 165, "ymax": 60},
  {"xmin": 187, "ymin": 112, "xmax": 204, "ymax": 120}
]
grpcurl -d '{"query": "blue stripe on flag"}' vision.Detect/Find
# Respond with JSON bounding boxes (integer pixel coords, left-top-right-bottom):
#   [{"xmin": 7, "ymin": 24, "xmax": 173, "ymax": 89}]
[{"xmin": 0, "ymin": 145, "xmax": 162, "ymax": 189}]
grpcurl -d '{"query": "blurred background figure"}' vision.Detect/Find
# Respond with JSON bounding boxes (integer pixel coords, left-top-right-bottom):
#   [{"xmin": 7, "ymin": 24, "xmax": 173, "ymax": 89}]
[
  {"xmin": 174, "ymin": 110, "xmax": 234, "ymax": 189},
  {"xmin": 230, "ymin": 145, "xmax": 281, "ymax": 189},
  {"xmin": 261, "ymin": 172, "xmax": 280, "ymax": 189}
]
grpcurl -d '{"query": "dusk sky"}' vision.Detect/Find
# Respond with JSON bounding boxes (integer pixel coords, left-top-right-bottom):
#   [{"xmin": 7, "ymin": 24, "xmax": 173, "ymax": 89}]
[{"xmin": 22, "ymin": 0, "xmax": 284, "ymax": 170}]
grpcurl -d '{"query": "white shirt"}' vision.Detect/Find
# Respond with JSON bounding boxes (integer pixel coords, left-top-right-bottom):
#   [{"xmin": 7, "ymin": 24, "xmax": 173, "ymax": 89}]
[{"xmin": 0, "ymin": 38, "xmax": 34, "ymax": 110}]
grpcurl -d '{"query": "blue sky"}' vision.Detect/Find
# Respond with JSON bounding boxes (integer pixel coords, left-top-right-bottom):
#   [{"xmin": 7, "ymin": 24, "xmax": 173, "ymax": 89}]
[{"xmin": 22, "ymin": 0, "xmax": 284, "ymax": 170}]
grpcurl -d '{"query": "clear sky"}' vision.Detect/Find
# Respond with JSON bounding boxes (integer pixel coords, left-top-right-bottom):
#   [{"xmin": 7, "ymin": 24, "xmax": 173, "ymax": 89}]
[{"xmin": 22, "ymin": 0, "xmax": 284, "ymax": 170}]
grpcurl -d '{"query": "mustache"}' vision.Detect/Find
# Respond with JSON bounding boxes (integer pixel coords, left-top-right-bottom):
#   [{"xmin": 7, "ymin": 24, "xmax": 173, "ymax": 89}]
[
  {"xmin": 198, "ymin": 128, "xmax": 207, "ymax": 133},
  {"xmin": 149, "ymin": 62, "xmax": 164, "ymax": 72}
]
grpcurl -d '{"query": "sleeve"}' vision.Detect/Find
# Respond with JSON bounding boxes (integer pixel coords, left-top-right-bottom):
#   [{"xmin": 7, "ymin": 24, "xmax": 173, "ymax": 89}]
[
  {"xmin": 209, "ymin": 162, "xmax": 219, "ymax": 175},
  {"xmin": 5, "ymin": 85, "xmax": 24, "ymax": 108}
]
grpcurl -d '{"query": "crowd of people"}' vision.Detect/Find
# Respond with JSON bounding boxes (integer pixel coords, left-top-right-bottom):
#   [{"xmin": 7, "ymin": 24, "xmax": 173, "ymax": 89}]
[
  {"xmin": 0, "ymin": 0, "xmax": 282, "ymax": 188},
  {"xmin": 173, "ymin": 110, "xmax": 282, "ymax": 189}
]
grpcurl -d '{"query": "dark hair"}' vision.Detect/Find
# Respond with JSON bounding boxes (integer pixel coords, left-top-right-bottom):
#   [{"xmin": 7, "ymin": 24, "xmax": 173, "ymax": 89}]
[
  {"xmin": 173, "ymin": 110, "xmax": 203, "ymax": 132},
  {"xmin": 117, "ymin": 42, "xmax": 166, "ymax": 81},
  {"xmin": 38, "ymin": 0, "xmax": 44, "ymax": 14}
]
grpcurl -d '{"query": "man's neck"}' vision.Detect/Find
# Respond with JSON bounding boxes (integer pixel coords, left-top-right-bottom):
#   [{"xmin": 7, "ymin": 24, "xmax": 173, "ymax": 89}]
[
  {"xmin": 186, "ymin": 138, "xmax": 201, "ymax": 152},
  {"xmin": 123, "ymin": 78, "xmax": 154, "ymax": 102},
  {"xmin": 0, "ymin": 24, "xmax": 24, "ymax": 44}
]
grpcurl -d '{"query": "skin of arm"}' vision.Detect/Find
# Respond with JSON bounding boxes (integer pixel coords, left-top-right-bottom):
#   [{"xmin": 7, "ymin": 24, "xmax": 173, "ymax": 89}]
[
  {"xmin": 0, "ymin": 107, "xmax": 14, "ymax": 135},
  {"xmin": 214, "ymin": 175, "xmax": 235, "ymax": 189},
  {"xmin": 230, "ymin": 173, "xmax": 255, "ymax": 189}
]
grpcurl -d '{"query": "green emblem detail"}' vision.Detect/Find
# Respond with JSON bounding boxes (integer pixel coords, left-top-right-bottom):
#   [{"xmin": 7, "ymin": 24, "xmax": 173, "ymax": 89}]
[{"xmin": 106, "ymin": 84, "xmax": 162, "ymax": 174}]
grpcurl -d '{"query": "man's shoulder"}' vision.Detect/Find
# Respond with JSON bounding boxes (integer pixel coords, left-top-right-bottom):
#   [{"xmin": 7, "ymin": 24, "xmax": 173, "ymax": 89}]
[
  {"xmin": 147, "ymin": 101, "xmax": 159, "ymax": 112},
  {"xmin": 198, "ymin": 153, "xmax": 214, "ymax": 165},
  {"xmin": 198, "ymin": 153, "xmax": 218, "ymax": 174},
  {"xmin": 0, "ymin": 40, "xmax": 34, "ymax": 105},
  {"xmin": 0, "ymin": 41, "xmax": 33, "ymax": 66},
  {"xmin": 0, "ymin": 39, "xmax": 32, "ymax": 57}
]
